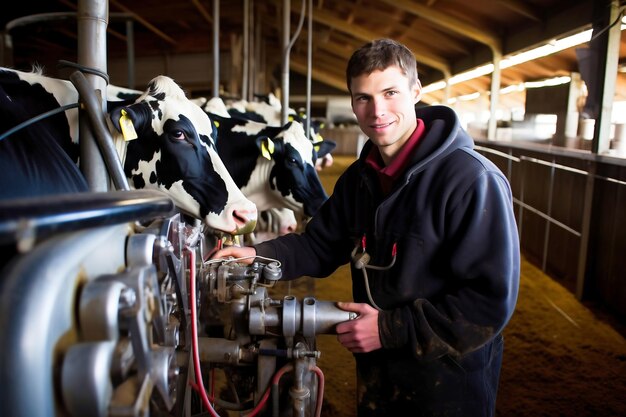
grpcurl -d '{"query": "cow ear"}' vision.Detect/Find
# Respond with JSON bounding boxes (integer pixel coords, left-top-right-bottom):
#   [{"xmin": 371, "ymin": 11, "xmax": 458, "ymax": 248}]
[
  {"xmin": 118, "ymin": 109, "xmax": 139, "ymax": 141},
  {"xmin": 256, "ymin": 136, "xmax": 275, "ymax": 160},
  {"xmin": 109, "ymin": 107, "xmax": 138, "ymax": 141},
  {"xmin": 315, "ymin": 139, "xmax": 337, "ymax": 158}
]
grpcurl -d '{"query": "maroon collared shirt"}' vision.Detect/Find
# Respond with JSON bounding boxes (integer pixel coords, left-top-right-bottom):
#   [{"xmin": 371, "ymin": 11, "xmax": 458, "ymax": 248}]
[{"xmin": 365, "ymin": 118, "xmax": 426, "ymax": 195}]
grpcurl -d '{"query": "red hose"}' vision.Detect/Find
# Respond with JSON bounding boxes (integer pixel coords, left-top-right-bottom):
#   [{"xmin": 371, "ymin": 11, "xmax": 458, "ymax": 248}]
[
  {"xmin": 310, "ymin": 366, "xmax": 325, "ymax": 417},
  {"xmin": 186, "ymin": 246, "xmax": 220, "ymax": 417},
  {"xmin": 244, "ymin": 362, "xmax": 294, "ymax": 417}
]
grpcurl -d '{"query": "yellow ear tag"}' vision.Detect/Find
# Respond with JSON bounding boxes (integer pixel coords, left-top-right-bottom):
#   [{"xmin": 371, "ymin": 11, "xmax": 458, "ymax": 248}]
[
  {"xmin": 119, "ymin": 109, "xmax": 138, "ymax": 141},
  {"xmin": 261, "ymin": 138, "xmax": 274, "ymax": 160},
  {"xmin": 313, "ymin": 133, "xmax": 323, "ymax": 144},
  {"xmin": 214, "ymin": 120, "xmax": 220, "ymax": 128}
]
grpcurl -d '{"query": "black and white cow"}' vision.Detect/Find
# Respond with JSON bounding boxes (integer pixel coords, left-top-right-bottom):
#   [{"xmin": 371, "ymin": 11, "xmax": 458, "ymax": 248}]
[
  {"xmin": 196, "ymin": 95, "xmax": 336, "ymax": 171},
  {"xmin": 208, "ymin": 111, "xmax": 328, "ymax": 218},
  {"xmin": 0, "ymin": 67, "xmax": 257, "ymax": 235}
]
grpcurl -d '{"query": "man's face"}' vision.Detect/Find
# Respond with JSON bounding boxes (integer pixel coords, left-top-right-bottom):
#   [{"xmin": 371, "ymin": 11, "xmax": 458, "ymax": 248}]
[{"xmin": 350, "ymin": 65, "xmax": 422, "ymax": 162}]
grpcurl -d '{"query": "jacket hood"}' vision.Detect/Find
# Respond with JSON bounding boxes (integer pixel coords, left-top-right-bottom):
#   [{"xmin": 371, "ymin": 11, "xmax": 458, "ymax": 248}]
[{"xmin": 357, "ymin": 105, "xmax": 473, "ymax": 179}]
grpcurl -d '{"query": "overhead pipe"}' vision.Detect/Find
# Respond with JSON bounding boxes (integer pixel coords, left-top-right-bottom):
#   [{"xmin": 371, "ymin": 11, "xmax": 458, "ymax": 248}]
[{"xmin": 3, "ymin": 12, "xmax": 134, "ymax": 78}]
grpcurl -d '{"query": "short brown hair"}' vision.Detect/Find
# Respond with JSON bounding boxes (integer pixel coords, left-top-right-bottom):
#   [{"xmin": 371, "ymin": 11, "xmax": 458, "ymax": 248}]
[{"xmin": 346, "ymin": 39, "xmax": 418, "ymax": 92}]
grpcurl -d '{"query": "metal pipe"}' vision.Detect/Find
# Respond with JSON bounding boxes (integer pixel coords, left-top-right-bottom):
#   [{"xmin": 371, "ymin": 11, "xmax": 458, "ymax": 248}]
[
  {"xmin": 281, "ymin": 0, "xmax": 290, "ymax": 125},
  {"xmin": 213, "ymin": 0, "xmax": 220, "ymax": 98},
  {"xmin": 247, "ymin": 2, "xmax": 252, "ymax": 100},
  {"xmin": 305, "ymin": 0, "xmax": 312, "ymax": 141},
  {"xmin": 70, "ymin": 71, "xmax": 130, "ymax": 191},
  {"xmin": 243, "ymin": 0, "xmax": 249, "ymax": 100},
  {"xmin": 487, "ymin": 49, "xmax": 502, "ymax": 141},
  {"xmin": 125, "ymin": 18, "xmax": 135, "ymax": 89},
  {"xmin": 5, "ymin": 12, "xmax": 76, "ymax": 32},
  {"xmin": 281, "ymin": 0, "xmax": 306, "ymax": 125},
  {"xmin": 0, "ymin": 12, "xmax": 134, "ymax": 73},
  {"xmin": 77, "ymin": 0, "xmax": 109, "ymax": 191}
]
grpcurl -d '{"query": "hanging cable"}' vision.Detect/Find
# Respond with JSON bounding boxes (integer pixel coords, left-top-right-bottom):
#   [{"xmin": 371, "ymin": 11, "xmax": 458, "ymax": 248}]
[
  {"xmin": 589, "ymin": 7, "xmax": 625, "ymax": 42},
  {"xmin": 0, "ymin": 103, "xmax": 79, "ymax": 142}
]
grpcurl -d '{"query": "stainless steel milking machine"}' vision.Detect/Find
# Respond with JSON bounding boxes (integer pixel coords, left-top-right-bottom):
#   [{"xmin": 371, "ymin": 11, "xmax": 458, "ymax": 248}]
[{"xmin": 0, "ymin": 199, "xmax": 354, "ymax": 417}]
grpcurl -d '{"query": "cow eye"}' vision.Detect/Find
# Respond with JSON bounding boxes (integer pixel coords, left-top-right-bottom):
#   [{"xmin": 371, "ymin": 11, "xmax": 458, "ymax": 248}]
[
  {"xmin": 171, "ymin": 130, "xmax": 186, "ymax": 141},
  {"xmin": 288, "ymin": 157, "xmax": 301, "ymax": 167}
]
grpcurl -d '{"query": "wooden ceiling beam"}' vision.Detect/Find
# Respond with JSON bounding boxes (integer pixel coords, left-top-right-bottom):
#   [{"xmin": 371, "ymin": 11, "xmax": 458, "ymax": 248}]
[
  {"xmin": 190, "ymin": 0, "xmax": 213, "ymax": 25},
  {"xmin": 307, "ymin": 7, "xmax": 450, "ymax": 73},
  {"xmin": 378, "ymin": 0, "xmax": 501, "ymax": 51},
  {"xmin": 290, "ymin": 56, "xmax": 348, "ymax": 92},
  {"xmin": 110, "ymin": 0, "xmax": 177, "ymax": 46},
  {"xmin": 496, "ymin": 0, "xmax": 541, "ymax": 22},
  {"xmin": 400, "ymin": 20, "xmax": 471, "ymax": 56}
]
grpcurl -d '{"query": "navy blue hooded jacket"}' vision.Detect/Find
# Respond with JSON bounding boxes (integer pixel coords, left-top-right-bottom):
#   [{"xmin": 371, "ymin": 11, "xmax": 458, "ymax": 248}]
[{"xmin": 255, "ymin": 105, "xmax": 520, "ymax": 416}]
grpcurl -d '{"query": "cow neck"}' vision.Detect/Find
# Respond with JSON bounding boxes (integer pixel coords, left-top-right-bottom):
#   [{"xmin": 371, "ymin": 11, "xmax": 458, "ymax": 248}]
[{"xmin": 240, "ymin": 156, "xmax": 281, "ymax": 211}]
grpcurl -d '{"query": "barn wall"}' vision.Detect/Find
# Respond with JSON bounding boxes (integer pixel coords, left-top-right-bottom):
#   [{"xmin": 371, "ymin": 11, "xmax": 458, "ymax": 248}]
[
  {"xmin": 107, "ymin": 52, "xmax": 235, "ymax": 96},
  {"xmin": 475, "ymin": 140, "xmax": 626, "ymax": 321}
]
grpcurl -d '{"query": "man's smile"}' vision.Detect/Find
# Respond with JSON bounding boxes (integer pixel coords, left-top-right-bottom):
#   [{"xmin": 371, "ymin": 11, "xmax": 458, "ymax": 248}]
[{"xmin": 370, "ymin": 121, "xmax": 394, "ymax": 129}]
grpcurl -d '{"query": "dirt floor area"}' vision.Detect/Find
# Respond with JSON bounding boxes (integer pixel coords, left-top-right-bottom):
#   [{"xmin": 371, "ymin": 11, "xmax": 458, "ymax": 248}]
[{"xmin": 272, "ymin": 155, "xmax": 626, "ymax": 417}]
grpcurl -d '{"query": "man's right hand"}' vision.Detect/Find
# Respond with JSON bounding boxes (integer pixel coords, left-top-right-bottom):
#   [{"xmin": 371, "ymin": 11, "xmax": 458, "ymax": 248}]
[{"xmin": 211, "ymin": 245, "xmax": 257, "ymax": 264}]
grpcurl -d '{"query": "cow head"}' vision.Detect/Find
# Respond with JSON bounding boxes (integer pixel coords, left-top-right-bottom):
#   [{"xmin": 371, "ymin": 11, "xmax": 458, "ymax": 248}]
[
  {"xmin": 210, "ymin": 113, "xmax": 328, "ymax": 218},
  {"xmin": 254, "ymin": 121, "xmax": 328, "ymax": 217},
  {"xmin": 109, "ymin": 76, "xmax": 257, "ymax": 235}
]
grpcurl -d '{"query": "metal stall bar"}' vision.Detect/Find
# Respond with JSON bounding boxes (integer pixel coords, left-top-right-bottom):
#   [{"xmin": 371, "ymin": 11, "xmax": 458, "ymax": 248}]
[
  {"xmin": 478, "ymin": 147, "xmax": 586, "ymax": 238},
  {"xmin": 281, "ymin": 0, "xmax": 291, "ymax": 125},
  {"xmin": 305, "ymin": 0, "xmax": 312, "ymax": 141},
  {"xmin": 520, "ymin": 156, "xmax": 587, "ymax": 271},
  {"xmin": 213, "ymin": 0, "xmax": 220, "ymax": 98},
  {"xmin": 77, "ymin": 0, "xmax": 109, "ymax": 192},
  {"xmin": 280, "ymin": 0, "xmax": 306, "ymax": 125},
  {"xmin": 125, "ymin": 17, "xmax": 135, "ymax": 89},
  {"xmin": 475, "ymin": 145, "xmax": 616, "ymax": 301}
]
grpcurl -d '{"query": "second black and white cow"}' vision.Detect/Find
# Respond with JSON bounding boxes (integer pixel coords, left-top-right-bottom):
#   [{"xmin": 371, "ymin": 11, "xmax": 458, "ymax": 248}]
[
  {"xmin": 195, "ymin": 95, "xmax": 336, "ymax": 172},
  {"xmin": 209, "ymin": 112, "xmax": 328, "ymax": 218},
  {"xmin": 0, "ymin": 68, "xmax": 257, "ymax": 235}
]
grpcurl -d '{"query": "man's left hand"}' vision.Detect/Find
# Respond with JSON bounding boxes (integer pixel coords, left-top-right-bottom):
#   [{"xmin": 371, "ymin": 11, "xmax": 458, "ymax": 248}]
[{"xmin": 335, "ymin": 302, "xmax": 382, "ymax": 353}]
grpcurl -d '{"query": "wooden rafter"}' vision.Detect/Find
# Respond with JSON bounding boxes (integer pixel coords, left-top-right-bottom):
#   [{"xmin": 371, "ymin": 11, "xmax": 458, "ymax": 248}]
[
  {"xmin": 307, "ymin": 6, "xmax": 450, "ymax": 73},
  {"xmin": 190, "ymin": 0, "xmax": 213, "ymax": 25},
  {"xmin": 109, "ymin": 0, "xmax": 177, "ymax": 46},
  {"xmin": 496, "ymin": 0, "xmax": 541, "ymax": 22},
  {"xmin": 378, "ymin": 0, "xmax": 501, "ymax": 51}
]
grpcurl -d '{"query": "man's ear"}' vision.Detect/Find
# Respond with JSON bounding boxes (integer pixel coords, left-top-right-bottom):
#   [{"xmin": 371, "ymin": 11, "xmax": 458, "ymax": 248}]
[{"xmin": 413, "ymin": 79, "xmax": 423, "ymax": 104}]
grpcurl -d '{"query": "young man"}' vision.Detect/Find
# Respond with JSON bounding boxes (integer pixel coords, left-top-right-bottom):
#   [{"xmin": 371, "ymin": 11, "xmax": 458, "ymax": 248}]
[{"xmin": 213, "ymin": 38, "xmax": 520, "ymax": 416}]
